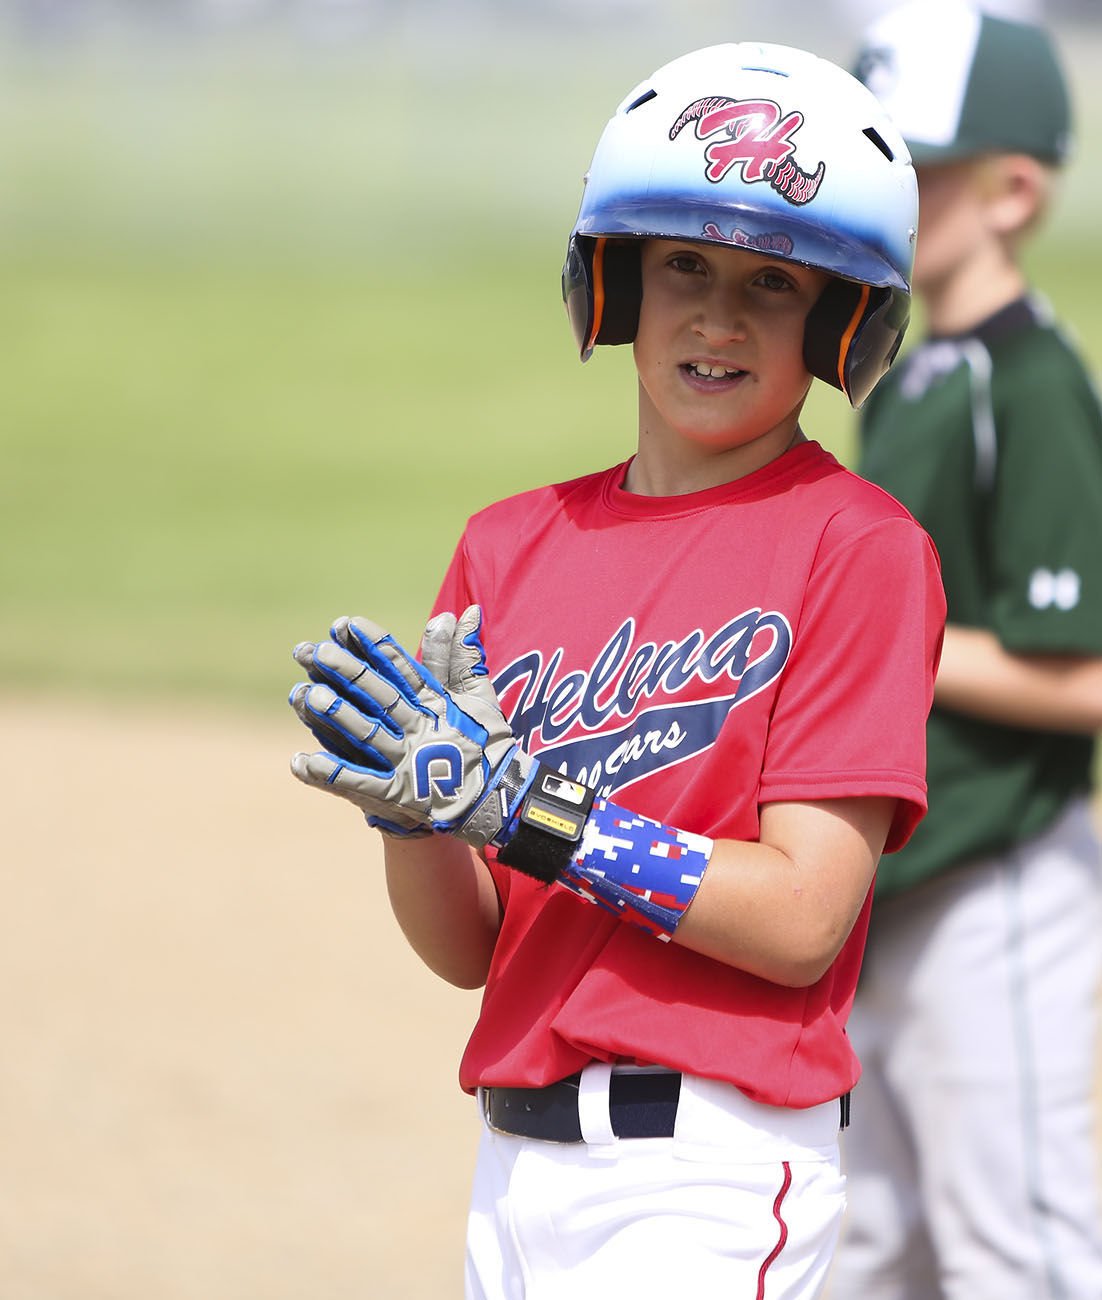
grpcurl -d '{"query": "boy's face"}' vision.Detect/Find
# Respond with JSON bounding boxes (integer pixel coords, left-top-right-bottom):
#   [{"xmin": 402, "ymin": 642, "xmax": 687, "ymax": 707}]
[
  {"xmin": 633, "ymin": 239, "xmax": 829, "ymax": 472},
  {"xmin": 911, "ymin": 159, "xmax": 993, "ymax": 295}
]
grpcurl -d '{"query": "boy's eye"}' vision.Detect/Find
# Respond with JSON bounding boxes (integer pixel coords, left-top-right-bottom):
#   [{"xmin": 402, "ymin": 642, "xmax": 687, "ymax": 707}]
[
  {"xmin": 756, "ymin": 269, "xmax": 795, "ymax": 292},
  {"xmin": 668, "ymin": 253, "xmax": 704, "ymax": 274}
]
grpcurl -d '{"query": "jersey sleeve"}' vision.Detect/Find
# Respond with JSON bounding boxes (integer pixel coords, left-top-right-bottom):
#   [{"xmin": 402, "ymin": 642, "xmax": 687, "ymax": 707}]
[
  {"xmin": 759, "ymin": 514, "xmax": 945, "ymax": 852},
  {"xmin": 430, "ymin": 531, "xmax": 479, "ymax": 620},
  {"xmin": 987, "ymin": 335, "xmax": 1102, "ymax": 653}
]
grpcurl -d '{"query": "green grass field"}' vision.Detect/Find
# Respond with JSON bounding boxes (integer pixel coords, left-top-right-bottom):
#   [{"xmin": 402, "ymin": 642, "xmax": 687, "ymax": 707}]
[{"xmin": 3, "ymin": 24, "xmax": 1101, "ymax": 710}]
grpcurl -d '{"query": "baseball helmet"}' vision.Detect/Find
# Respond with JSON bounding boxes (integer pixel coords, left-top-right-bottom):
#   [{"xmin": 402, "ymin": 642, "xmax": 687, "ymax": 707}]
[{"xmin": 562, "ymin": 43, "xmax": 918, "ymax": 408}]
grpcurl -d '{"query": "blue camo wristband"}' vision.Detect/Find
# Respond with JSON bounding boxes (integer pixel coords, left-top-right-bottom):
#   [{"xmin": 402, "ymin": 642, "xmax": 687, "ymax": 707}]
[
  {"xmin": 495, "ymin": 764, "xmax": 714, "ymax": 940},
  {"xmin": 559, "ymin": 798, "xmax": 714, "ymax": 941}
]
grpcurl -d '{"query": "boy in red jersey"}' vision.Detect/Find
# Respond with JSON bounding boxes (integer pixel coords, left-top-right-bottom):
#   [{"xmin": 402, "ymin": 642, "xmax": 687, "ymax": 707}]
[{"xmin": 288, "ymin": 42, "xmax": 944, "ymax": 1300}]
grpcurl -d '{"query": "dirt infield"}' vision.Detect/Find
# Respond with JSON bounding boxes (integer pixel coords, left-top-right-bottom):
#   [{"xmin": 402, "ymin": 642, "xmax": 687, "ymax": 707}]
[
  {"xmin": 0, "ymin": 696, "xmax": 482, "ymax": 1300},
  {"xmin": 5, "ymin": 697, "xmax": 1099, "ymax": 1299}
]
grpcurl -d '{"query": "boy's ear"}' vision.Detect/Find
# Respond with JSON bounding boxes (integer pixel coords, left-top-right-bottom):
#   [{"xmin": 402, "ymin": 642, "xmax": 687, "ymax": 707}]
[{"xmin": 985, "ymin": 154, "xmax": 1053, "ymax": 237}]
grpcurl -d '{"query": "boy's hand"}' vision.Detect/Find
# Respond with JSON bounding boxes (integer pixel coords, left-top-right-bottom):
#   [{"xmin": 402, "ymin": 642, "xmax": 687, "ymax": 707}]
[{"xmin": 288, "ymin": 606, "xmax": 533, "ymax": 846}]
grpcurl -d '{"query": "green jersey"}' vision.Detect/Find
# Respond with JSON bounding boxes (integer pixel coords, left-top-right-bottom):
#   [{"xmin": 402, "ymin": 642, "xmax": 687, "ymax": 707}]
[{"xmin": 859, "ymin": 297, "xmax": 1102, "ymax": 897}]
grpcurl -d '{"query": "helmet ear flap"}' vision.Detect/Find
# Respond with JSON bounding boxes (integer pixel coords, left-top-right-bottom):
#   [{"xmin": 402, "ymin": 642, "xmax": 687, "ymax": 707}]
[
  {"xmin": 594, "ymin": 239, "xmax": 642, "ymax": 346},
  {"xmin": 804, "ymin": 279, "xmax": 910, "ymax": 408},
  {"xmin": 562, "ymin": 236, "xmax": 642, "ymax": 360}
]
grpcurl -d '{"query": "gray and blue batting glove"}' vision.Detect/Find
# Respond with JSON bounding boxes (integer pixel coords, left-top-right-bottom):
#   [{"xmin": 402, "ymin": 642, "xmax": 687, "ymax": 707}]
[{"xmin": 288, "ymin": 605, "xmax": 536, "ymax": 847}]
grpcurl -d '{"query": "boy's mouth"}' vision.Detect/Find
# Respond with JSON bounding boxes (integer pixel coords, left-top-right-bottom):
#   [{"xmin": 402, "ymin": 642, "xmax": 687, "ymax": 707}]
[{"xmin": 683, "ymin": 362, "xmax": 747, "ymax": 382}]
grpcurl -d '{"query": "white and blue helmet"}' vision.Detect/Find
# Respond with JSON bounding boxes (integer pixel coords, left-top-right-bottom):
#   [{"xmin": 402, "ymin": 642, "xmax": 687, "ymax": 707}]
[{"xmin": 562, "ymin": 43, "xmax": 918, "ymax": 407}]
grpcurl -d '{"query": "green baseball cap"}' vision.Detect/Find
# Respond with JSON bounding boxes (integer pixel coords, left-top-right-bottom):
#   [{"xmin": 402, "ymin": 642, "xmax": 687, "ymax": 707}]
[{"xmin": 854, "ymin": 1, "xmax": 1072, "ymax": 166}]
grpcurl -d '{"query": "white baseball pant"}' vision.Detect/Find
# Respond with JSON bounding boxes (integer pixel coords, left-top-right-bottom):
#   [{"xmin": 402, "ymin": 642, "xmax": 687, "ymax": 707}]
[
  {"xmin": 466, "ymin": 1065, "xmax": 846, "ymax": 1300},
  {"xmin": 828, "ymin": 797, "xmax": 1102, "ymax": 1300}
]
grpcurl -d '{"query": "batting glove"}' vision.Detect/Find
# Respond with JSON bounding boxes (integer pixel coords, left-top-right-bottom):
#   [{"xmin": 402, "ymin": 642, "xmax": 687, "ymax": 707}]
[{"xmin": 288, "ymin": 605, "xmax": 536, "ymax": 847}]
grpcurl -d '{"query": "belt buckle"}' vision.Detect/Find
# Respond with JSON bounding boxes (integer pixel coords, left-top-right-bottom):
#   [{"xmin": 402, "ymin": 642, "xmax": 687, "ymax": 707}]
[{"xmin": 480, "ymin": 1086, "xmax": 503, "ymax": 1135}]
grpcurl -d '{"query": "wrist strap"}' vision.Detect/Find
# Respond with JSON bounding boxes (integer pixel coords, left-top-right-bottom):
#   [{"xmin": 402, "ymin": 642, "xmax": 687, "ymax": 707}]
[
  {"xmin": 496, "ymin": 763, "xmax": 596, "ymax": 884},
  {"xmin": 459, "ymin": 745, "xmax": 537, "ymax": 849}
]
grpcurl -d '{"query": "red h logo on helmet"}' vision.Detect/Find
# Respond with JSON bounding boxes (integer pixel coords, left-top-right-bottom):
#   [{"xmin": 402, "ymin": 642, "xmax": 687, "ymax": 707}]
[{"xmin": 670, "ymin": 96, "xmax": 826, "ymax": 204}]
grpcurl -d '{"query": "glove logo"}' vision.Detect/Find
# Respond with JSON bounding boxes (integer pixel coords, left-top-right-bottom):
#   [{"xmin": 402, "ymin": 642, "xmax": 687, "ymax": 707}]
[
  {"xmin": 669, "ymin": 97, "xmax": 825, "ymax": 205},
  {"xmin": 414, "ymin": 742, "xmax": 465, "ymax": 800}
]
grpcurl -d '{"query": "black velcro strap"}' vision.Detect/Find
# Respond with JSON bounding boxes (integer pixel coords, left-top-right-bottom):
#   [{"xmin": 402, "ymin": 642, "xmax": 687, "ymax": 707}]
[{"xmin": 496, "ymin": 764, "xmax": 596, "ymax": 885}]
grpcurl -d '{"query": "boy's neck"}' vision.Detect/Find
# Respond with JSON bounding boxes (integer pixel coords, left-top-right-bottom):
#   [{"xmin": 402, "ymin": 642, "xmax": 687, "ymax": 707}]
[
  {"xmin": 921, "ymin": 248, "xmax": 1028, "ymax": 337},
  {"xmin": 625, "ymin": 425, "xmax": 807, "ymax": 497}
]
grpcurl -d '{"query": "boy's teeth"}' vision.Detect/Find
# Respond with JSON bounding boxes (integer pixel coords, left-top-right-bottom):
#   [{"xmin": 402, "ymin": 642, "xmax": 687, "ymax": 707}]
[{"xmin": 691, "ymin": 363, "xmax": 738, "ymax": 378}]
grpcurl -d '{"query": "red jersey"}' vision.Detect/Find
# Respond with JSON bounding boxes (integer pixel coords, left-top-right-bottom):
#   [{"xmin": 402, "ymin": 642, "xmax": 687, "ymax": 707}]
[{"xmin": 433, "ymin": 442, "xmax": 944, "ymax": 1108}]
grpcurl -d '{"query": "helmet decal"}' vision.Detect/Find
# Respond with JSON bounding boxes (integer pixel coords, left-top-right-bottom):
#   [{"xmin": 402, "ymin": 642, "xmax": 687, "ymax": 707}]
[
  {"xmin": 701, "ymin": 224, "xmax": 795, "ymax": 256},
  {"xmin": 669, "ymin": 97, "xmax": 826, "ymax": 204}
]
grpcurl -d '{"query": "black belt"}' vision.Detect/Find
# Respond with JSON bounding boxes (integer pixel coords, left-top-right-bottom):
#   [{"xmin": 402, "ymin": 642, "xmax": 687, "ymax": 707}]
[
  {"xmin": 483, "ymin": 1071, "xmax": 681, "ymax": 1142},
  {"xmin": 482, "ymin": 1073, "xmax": 852, "ymax": 1143}
]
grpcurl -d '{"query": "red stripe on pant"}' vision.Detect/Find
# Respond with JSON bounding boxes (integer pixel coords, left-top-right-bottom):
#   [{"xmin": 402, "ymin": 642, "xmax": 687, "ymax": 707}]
[{"xmin": 756, "ymin": 1161, "xmax": 793, "ymax": 1299}]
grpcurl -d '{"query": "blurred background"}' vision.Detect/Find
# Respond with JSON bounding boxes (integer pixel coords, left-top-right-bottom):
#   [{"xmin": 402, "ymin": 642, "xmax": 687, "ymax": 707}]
[
  {"xmin": 4, "ymin": 0, "xmax": 1101, "ymax": 699},
  {"xmin": 1, "ymin": 2, "xmax": 1099, "ymax": 1297}
]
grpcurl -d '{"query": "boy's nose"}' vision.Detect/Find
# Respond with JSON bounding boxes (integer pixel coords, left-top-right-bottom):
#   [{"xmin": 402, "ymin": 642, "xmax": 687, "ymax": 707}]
[{"xmin": 694, "ymin": 286, "xmax": 750, "ymax": 343}]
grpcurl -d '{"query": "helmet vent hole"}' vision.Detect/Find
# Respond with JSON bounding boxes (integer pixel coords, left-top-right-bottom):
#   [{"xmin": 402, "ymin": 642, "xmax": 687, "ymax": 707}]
[
  {"xmin": 863, "ymin": 127, "xmax": 895, "ymax": 161},
  {"xmin": 625, "ymin": 89, "xmax": 657, "ymax": 112}
]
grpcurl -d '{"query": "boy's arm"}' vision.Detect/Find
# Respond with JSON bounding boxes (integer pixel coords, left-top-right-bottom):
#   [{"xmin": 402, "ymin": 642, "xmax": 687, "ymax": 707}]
[
  {"xmin": 382, "ymin": 834, "xmax": 502, "ymax": 990},
  {"xmin": 289, "ymin": 606, "xmax": 506, "ymax": 990},
  {"xmin": 288, "ymin": 606, "xmax": 892, "ymax": 991},
  {"xmin": 672, "ymin": 795, "xmax": 892, "ymax": 988},
  {"xmin": 935, "ymin": 624, "xmax": 1102, "ymax": 733},
  {"xmin": 380, "ymin": 793, "xmax": 891, "ymax": 992}
]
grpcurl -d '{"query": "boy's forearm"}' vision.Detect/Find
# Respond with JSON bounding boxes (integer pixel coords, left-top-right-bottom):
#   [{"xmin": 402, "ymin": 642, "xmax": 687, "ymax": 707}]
[
  {"xmin": 383, "ymin": 834, "xmax": 501, "ymax": 990},
  {"xmin": 935, "ymin": 624, "xmax": 1102, "ymax": 733},
  {"xmin": 673, "ymin": 796, "xmax": 891, "ymax": 988}
]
